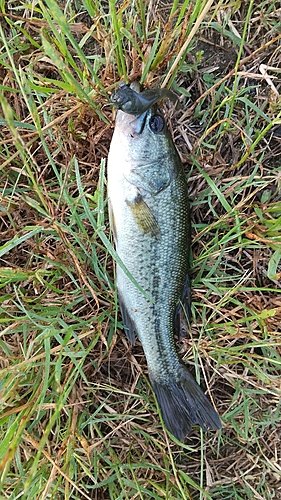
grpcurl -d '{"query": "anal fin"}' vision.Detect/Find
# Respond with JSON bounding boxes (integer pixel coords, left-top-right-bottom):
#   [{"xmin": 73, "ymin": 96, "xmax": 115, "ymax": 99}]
[{"xmin": 174, "ymin": 273, "xmax": 191, "ymax": 340}]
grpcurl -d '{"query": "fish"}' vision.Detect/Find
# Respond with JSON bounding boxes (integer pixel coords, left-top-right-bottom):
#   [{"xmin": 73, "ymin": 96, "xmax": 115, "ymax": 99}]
[
  {"xmin": 107, "ymin": 83, "xmax": 221, "ymax": 440},
  {"xmin": 111, "ymin": 81, "xmax": 178, "ymax": 115}
]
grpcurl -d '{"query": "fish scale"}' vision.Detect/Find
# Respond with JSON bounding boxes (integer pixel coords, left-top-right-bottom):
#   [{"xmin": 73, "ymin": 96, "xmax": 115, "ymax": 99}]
[{"xmin": 108, "ymin": 86, "xmax": 221, "ymax": 440}]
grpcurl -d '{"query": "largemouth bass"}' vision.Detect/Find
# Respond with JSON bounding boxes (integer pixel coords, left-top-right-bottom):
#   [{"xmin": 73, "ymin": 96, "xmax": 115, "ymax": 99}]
[{"xmin": 107, "ymin": 84, "xmax": 221, "ymax": 440}]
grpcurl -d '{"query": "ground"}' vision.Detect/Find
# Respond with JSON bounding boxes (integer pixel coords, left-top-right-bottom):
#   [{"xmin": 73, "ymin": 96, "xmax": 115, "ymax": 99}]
[{"xmin": 0, "ymin": 1, "xmax": 281, "ymax": 499}]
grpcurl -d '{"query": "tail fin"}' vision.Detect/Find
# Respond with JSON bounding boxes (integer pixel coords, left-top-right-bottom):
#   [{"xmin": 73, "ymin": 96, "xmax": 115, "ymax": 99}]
[{"xmin": 150, "ymin": 363, "xmax": 221, "ymax": 440}]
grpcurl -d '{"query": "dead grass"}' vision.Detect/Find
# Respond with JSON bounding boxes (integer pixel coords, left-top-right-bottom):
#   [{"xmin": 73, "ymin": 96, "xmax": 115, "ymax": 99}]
[{"xmin": 0, "ymin": 0, "xmax": 281, "ymax": 499}]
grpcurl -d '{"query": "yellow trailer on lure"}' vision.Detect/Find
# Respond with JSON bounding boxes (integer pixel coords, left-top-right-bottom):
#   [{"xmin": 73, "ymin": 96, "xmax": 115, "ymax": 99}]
[{"xmin": 107, "ymin": 83, "xmax": 221, "ymax": 440}]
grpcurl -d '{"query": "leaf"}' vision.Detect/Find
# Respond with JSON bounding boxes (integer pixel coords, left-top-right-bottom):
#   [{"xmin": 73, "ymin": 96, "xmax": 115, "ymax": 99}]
[
  {"xmin": 0, "ymin": 227, "xmax": 45, "ymax": 258},
  {"xmin": 267, "ymin": 248, "xmax": 281, "ymax": 281}
]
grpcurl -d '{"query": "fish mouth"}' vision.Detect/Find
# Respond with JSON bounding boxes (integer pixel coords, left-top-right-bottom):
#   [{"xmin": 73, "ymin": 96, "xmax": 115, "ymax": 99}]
[
  {"xmin": 116, "ymin": 108, "xmax": 150, "ymax": 137},
  {"xmin": 129, "ymin": 110, "xmax": 148, "ymax": 135},
  {"xmin": 127, "ymin": 104, "xmax": 159, "ymax": 136},
  {"xmin": 116, "ymin": 104, "xmax": 161, "ymax": 138}
]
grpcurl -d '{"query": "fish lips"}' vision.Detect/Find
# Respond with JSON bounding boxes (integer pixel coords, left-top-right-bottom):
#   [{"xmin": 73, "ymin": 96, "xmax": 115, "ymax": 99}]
[
  {"xmin": 115, "ymin": 105, "xmax": 164, "ymax": 138},
  {"xmin": 115, "ymin": 109, "xmax": 148, "ymax": 138},
  {"xmin": 130, "ymin": 111, "xmax": 148, "ymax": 135}
]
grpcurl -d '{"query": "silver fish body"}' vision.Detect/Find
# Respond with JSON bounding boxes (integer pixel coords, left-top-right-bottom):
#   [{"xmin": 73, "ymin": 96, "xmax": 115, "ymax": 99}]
[{"xmin": 107, "ymin": 93, "xmax": 221, "ymax": 440}]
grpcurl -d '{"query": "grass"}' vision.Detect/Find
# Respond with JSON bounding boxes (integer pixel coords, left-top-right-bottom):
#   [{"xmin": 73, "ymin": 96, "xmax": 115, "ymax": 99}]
[{"xmin": 0, "ymin": 0, "xmax": 281, "ymax": 498}]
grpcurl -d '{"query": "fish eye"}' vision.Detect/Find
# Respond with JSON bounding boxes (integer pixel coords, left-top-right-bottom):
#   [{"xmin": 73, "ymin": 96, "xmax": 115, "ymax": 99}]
[{"xmin": 149, "ymin": 114, "xmax": 165, "ymax": 134}]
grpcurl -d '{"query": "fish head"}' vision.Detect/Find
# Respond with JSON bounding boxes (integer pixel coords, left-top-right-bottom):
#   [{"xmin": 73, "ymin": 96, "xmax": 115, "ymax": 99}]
[{"xmin": 111, "ymin": 105, "xmax": 173, "ymax": 167}]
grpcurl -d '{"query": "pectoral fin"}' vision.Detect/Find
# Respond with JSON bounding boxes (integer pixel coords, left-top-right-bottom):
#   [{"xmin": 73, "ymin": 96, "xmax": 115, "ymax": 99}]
[{"xmin": 126, "ymin": 194, "xmax": 160, "ymax": 238}]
